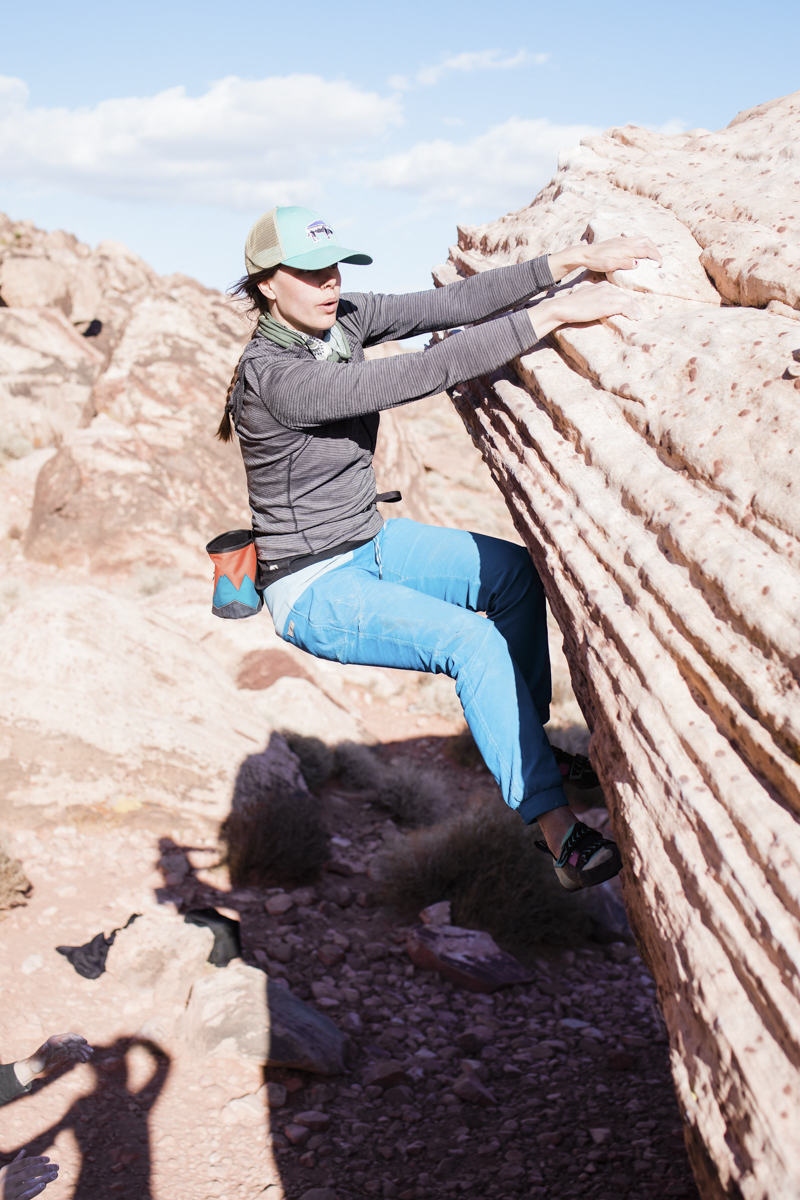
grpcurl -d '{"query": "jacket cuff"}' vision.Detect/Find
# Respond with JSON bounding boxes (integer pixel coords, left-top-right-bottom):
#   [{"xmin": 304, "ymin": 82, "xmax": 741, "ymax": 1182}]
[
  {"xmin": 508, "ymin": 308, "xmax": 541, "ymax": 355},
  {"xmin": 528, "ymin": 254, "xmax": 555, "ymax": 293},
  {"xmin": 0, "ymin": 1063, "xmax": 32, "ymax": 1106}
]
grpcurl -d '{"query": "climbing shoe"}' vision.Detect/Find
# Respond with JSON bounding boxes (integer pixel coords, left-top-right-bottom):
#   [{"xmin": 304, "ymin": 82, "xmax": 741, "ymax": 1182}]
[
  {"xmin": 551, "ymin": 745, "xmax": 601, "ymax": 791},
  {"xmin": 535, "ymin": 820, "xmax": 623, "ymax": 892}
]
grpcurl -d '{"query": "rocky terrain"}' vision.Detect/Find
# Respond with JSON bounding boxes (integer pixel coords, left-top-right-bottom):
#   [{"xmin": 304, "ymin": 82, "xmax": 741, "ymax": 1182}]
[
  {"xmin": 0, "ymin": 760, "xmax": 698, "ymax": 1200},
  {"xmin": 0, "ymin": 209, "xmax": 697, "ymax": 1199},
  {"xmin": 434, "ymin": 91, "xmax": 800, "ymax": 1199}
]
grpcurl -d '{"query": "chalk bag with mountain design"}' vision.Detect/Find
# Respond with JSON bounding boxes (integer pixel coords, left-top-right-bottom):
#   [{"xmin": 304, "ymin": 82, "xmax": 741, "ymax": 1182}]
[{"xmin": 206, "ymin": 529, "xmax": 264, "ymax": 619}]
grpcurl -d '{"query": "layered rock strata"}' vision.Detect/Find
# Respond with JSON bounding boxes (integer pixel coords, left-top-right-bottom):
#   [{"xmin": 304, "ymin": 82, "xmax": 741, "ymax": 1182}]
[{"xmin": 433, "ymin": 90, "xmax": 800, "ymax": 1199}]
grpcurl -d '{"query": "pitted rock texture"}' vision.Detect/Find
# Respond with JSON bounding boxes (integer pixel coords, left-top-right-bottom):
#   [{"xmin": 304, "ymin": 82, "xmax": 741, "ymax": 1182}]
[{"xmin": 433, "ymin": 90, "xmax": 800, "ymax": 1200}]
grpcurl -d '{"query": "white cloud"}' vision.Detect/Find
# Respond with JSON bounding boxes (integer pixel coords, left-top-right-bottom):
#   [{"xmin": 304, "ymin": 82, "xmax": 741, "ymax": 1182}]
[
  {"xmin": 354, "ymin": 116, "xmax": 599, "ymax": 210},
  {"xmin": 0, "ymin": 74, "xmax": 402, "ymax": 209},
  {"xmin": 416, "ymin": 48, "xmax": 533, "ymax": 87},
  {"xmin": 390, "ymin": 48, "xmax": 547, "ymax": 91}
]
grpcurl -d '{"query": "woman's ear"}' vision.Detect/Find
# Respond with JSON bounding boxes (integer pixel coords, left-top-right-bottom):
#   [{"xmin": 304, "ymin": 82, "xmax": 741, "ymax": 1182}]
[{"xmin": 257, "ymin": 278, "xmax": 278, "ymax": 302}]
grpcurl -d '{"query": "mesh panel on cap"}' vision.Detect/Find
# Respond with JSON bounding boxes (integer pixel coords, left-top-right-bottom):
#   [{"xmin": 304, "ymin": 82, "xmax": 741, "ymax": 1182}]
[{"xmin": 245, "ymin": 208, "xmax": 284, "ymax": 273}]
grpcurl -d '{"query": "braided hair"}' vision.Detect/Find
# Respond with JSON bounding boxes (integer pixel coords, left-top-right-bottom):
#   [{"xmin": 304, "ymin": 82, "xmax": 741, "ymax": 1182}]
[{"xmin": 216, "ymin": 265, "xmax": 279, "ymax": 442}]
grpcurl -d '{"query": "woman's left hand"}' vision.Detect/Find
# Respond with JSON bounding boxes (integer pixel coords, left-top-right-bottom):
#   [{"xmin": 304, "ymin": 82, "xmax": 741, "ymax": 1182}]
[
  {"xmin": 549, "ymin": 236, "xmax": 662, "ymax": 280},
  {"xmin": 580, "ymin": 236, "xmax": 662, "ymax": 273},
  {"xmin": 15, "ymin": 1034, "xmax": 93, "ymax": 1086}
]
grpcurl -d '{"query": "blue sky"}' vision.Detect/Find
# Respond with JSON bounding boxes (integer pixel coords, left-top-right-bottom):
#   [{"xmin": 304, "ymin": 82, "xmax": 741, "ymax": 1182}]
[{"xmin": 1, "ymin": 0, "xmax": 797, "ymax": 296}]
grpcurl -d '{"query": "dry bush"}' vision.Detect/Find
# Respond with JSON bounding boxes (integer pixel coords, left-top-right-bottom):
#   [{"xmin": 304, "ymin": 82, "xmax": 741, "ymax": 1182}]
[
  {"xmin": 335, "ymin": 742, "xmax": 441, "ymax": 826},
  {"xmin": 377, "ymin": 759, "xmax": 442, "ymax": 826},
  {"xmin": 381, "ymin": 803, "xmax": 591, "ymax": 950},
  {"xmin": 335, "ymin": 741, "xmax": 382, "ymax": 791},
  {"xmin": 0, "ymin": 842, "xmax": 31, "ymax": 917},
  {"xmin": 220, "ymin": 787, "xmax": 330, "ymax": 888},
  {"xmin": 445, "ymin": 726, "xmax": 487, "ymax": 771},
  {"xmin": 283, "ymin": 733, "xmax": 336, "ymax": 791}
]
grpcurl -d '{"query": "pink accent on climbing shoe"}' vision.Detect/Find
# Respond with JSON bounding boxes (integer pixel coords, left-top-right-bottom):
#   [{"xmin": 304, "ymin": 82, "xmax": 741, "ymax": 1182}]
[{"xmin": 569, "ymin": 851, "xmax": 581, "ymax": 866}]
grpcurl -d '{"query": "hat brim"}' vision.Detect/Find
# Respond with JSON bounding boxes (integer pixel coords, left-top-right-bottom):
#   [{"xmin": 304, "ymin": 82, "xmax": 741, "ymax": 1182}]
[{"xmin": 280, "ymin": 245, "xmax": 372, "ymax": 270}]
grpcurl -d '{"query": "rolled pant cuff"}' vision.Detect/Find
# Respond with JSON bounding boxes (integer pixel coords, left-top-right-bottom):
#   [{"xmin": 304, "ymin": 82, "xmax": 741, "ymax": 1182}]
[{"xmin": 517, "ymin": 785, "xmax": 569, "ymax": 825}]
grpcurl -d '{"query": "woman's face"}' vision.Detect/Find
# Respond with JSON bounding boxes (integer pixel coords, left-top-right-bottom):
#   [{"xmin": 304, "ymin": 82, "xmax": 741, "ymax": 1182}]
[{"xmin": 258, "ymin": 264, "xmax": 341, "ymax": 336}]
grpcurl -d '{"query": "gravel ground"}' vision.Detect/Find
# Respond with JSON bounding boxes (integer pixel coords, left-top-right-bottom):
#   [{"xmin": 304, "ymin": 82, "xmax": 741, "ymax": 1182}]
[{"xmin": 0, "ymin": 740, "xmax": 700, "ymax": 1200}]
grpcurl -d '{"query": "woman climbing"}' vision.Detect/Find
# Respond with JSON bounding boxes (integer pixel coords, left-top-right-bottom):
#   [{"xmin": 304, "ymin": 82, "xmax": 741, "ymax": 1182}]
[{"xmin": 217, "ymin": 205, "xmax": 660, "ymax": 891}]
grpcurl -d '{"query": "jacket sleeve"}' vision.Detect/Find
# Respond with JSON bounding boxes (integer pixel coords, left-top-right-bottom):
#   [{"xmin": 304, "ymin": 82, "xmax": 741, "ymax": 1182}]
[
  {"xmin": 342, "ymin": 256, "xmax": 554, "ymax": 345},
  {"xmin": 255, "ymin": 306, "xmax": 539, "ymax": 430},
  {"xmin": 0, "ymin": 1063, "xmax": 31, "ymax": 1105}
]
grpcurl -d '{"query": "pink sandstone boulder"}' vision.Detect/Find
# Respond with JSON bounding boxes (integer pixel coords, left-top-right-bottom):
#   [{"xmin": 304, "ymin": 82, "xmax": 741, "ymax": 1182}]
[{"xmin": 433, "ymin": 89, "xmax": 800, "ymax": 1199}]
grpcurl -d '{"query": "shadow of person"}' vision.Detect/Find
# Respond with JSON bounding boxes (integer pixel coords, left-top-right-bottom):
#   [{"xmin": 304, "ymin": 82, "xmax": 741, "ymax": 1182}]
[{"xmin": 8, "ymin": 1037, "xmax": 170, "ymax": 1199}]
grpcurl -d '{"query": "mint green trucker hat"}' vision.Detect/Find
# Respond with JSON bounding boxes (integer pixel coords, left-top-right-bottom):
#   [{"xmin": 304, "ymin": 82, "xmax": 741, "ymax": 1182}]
[{"xmin": 245, "ymin": 206, "xmax": 372, "ymax": 274}]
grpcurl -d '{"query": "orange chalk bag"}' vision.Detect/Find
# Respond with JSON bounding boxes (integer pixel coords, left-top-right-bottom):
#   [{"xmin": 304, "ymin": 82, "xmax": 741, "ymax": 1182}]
[{"xmin": 206, "ymin": 529, "xmax": 264, "ymax": 619}]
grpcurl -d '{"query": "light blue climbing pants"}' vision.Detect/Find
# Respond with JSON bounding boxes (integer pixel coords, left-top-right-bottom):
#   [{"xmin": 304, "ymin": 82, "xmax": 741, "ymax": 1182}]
[{"xmin": 269, "ymin": 519, "xmax": 567, "ymax": 823}]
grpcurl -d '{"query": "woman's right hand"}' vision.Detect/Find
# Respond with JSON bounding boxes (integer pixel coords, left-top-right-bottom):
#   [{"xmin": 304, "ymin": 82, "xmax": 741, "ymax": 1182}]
[
  {"xmin": 529, "ymin": 279, "xmax": 644, "ymax": 341},
  {"xmin": 0, "ymin": 1151, "xmax": 59, "ymax": 1199}
]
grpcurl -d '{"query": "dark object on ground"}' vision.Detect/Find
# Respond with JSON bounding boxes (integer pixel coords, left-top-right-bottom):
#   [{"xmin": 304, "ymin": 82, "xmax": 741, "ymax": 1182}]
[
  {"xmin": 182, "ymin": 965, "xmax": 350, "ymax": 1073},
  {"xmin": 81, "ymin": 318, "xmax": 102, "ymax": 337},
  {"xmin": 184, "ymin": 908, "xmax": 242, "ymax": 967},
  {"xmin": 283, "ymin": 733, "xmax": 336, "ymax": 790},
  {"xmin": 381, "ymin": 803, "xmax": 591, "ymax": 950},
  {"xmin": 406, "ymin": 922, "xmax": 535, "ymax": 992},
  {"xmin": 583, "ymin": 878, "xmax": 633, "ymax": 943},
  {"xmin": 220, "ymin": 785, "xmax": 329, "ymax": 887},
  {"xmin": 335, "ymin": 741, "xmax": 441, "ymax": 826},
  {"xmin": 0, "ymin": 844, "xmax": 31, "ymax": 916},
  {"xmin": 56, "ymin": 914, "xmax": 139, "ymax": 980}
]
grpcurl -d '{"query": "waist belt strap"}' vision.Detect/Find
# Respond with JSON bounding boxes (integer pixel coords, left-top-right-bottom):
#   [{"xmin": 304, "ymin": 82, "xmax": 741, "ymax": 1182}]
[
  {"xmin": 256, "ymin": 491, "xmax": 403, "ymax": 586},
  {"xmin": 258, "ymin": 536, "xmax": 372, "ymax": 586}
]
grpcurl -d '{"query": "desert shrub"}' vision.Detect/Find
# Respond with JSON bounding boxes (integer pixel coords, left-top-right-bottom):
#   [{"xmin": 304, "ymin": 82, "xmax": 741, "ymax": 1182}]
[
  {"xmin": 220, "ymin": 787, "xmax": 330, "ymax": 887},
  {"xmin": 445, "ymin": 726, "xmax": 487, "ymax": 771},
  {"xmin": 381, "ymin": 803, "xmax": 591, "ymax": 950},
  {"xmin": 0, "ymin": 842, "xmax": 31, "ymax": 917},
  {"xmin": 377, "ymin": 759, "xmax": 442, "ymax": 826},
  {"xmin": 283, "ymin": 733, "xmax": 336, "ymax": 791},
  {"xmin": 335, "ymin": 741, "xmax": 382, "ymax": 791},
  {"xmin": 334, "ymin": 742, "xmax": 441, "ymax": 827}
]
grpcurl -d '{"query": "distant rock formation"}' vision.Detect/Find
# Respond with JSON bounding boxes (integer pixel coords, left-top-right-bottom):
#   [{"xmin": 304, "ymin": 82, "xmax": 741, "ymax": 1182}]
[{"xmin": 433, "ymin": 90, "xmax": 800, "ymax": 1199}]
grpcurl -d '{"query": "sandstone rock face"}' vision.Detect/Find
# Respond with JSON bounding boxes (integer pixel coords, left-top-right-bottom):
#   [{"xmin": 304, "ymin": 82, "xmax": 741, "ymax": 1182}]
[
  {"xmin": 0, "ymin": 214, "xmax": 159, "ymax": 335},
  {"xmin": 0, "ymin": 214, "xmax": 437, "ymax": 579},
  {"xmin": 0, "ymin": 582, "xmax": 272, "ymax": 821},
  {"xmin": 433, "ymin": 91, "xmax": 800, "ymax": 1200},
  {"xmin": 104, "ymin": 909, "xmax": 215, "ymax": 1005},
  {"xmin": 0, "ymin": 308, "xmax": 102, "ymax": 458},
  {"xmin": 181, "ymin": 961, "xmax": 349, "ymax": 1073}
]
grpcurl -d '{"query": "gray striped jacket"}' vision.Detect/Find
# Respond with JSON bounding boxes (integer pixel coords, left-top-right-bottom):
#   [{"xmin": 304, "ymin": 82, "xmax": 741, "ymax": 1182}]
[{"xmin": 229, "ymin": 256, "xmax": 554, "ymax": 573}]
